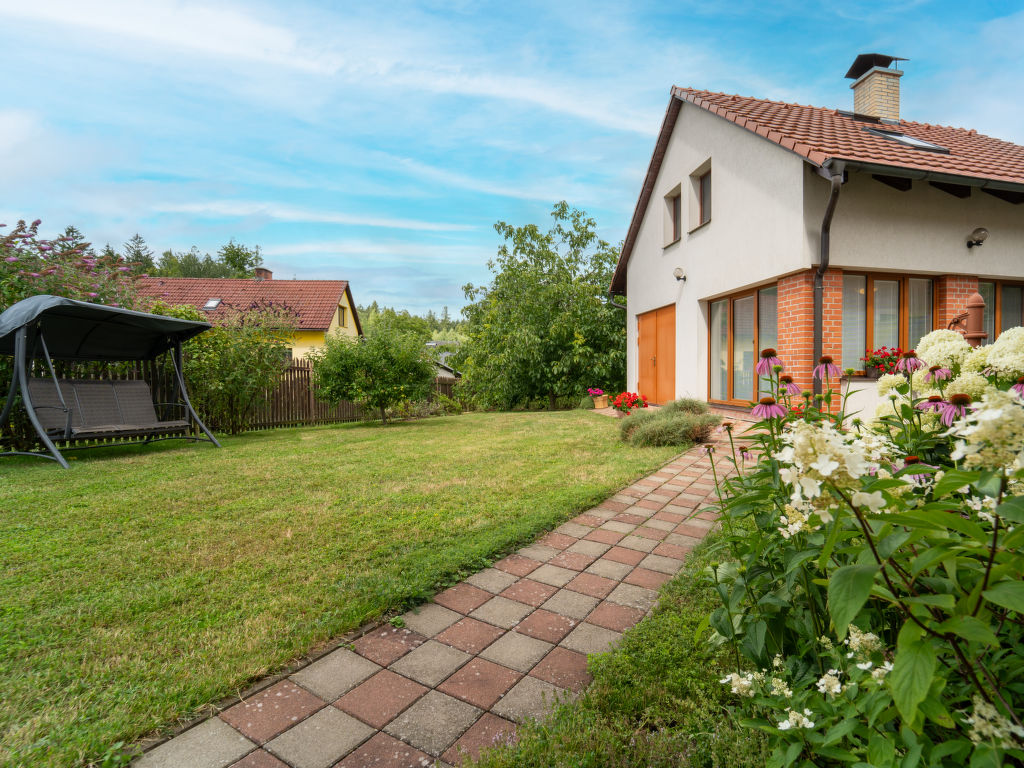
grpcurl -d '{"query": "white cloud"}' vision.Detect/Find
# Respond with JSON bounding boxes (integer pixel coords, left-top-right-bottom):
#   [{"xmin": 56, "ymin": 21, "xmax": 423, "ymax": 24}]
[
  {"xmin": 261, "ymin": 239, "xmax": 489, "ymax": 266},
  {"xmin": 154, "ymin": 200, "xmax": 476, "ymax": 231}
]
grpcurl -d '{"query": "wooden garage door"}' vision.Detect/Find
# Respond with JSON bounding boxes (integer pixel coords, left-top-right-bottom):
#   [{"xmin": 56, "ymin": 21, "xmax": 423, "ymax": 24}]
[{"xmin": 637, "ymin": 304, "xmax": 675, "ymax": 404}]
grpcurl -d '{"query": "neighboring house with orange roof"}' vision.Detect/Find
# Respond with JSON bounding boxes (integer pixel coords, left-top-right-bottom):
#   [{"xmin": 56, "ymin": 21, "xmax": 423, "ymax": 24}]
[
  {"xmin": 611, "ymin": 53, "xmax": 1024, "ymax": 414},
  {"xmin": 138, "ymin": 267, "xmax": 362, "ymax": 358}
]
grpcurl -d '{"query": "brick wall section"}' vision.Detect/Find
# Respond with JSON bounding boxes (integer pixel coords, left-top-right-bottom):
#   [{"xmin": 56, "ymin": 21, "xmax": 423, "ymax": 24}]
[
  {"xmin": 777, "ymin": 269, "xmax": 844, "ymax": 394},
  {"xmin": 936, "ymin": 275, "xmax": 979, "ymax": 331},
  {"xmin": 853, "ymin": 69, "xmax": 902, "ymax": 121}
]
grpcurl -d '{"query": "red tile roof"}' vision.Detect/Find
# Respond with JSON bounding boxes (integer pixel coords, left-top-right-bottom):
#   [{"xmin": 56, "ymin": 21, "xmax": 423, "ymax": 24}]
[
  {"xmin": 137, "ymin": 277, "xmax": 360, "ymax": 333},
  {"xmin": 611, "ymin": 88, "xmax": 1024, "ymax": 295},
  {"xmin": 672, "ymin": 87, "xmax": 1024, "ymax": 185}
]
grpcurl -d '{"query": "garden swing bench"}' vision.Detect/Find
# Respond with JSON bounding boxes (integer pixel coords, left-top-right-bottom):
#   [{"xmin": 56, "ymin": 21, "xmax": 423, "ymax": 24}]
[{"xmin": 0, "ymin": 295, "xmax": 221, "ymax": 468}]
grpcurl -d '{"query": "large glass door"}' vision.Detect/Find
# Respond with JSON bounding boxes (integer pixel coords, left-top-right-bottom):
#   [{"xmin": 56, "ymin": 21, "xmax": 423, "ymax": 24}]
[{"xmin": 708, "ymin": 286, "xmax": 778, "ymax": 403}]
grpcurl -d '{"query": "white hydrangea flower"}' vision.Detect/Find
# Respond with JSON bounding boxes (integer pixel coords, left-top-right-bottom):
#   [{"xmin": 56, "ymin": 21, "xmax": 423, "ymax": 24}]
[
  {"xmin": 845, "ymin": 625, "xmax": 883, "ymax": 656},
  {"xmin": 871, "ymin": 661, "xmax": 893, "ymax": 683},
  {"xmin": 964, "ymin": 695, "xmax": 1024, "ymax": 749},
  {"xmin": 961, "ymin": 344, "xmax": 992, "ymax": 374},
  {"xmin": 769, "ymin": 676, "xmax": 793, "ymax": 697},
  {"xmin": 945, "ymin": 371, "xmax": 993, "ymax": 402},
  {"xmin": 947, "ymin": 389, "xmax": 1024, "ymax": 470},
  {"xmin": 876, "ymin": 373, "xmax": 905, "ymax": 396},
  {"xmin": 986, "ymin": 326, "xmax": 1024, "ymax": 379},
  {"xmin": 915, "ymin": 329, "xmax": 972, "ymax": 370},
  {"xmin": 720, "ymin": 672, "xmax": 756, "ymax": 697},
  {"xmin": 816, "ymin": 669, "xmax": 844, "ymax": 698},
  {"xmin": 777, "ymin": 708, "xmax": 815, "ymax": 731},
  {"xmin": 851, "ymin": 490, "xmax": 888, "ymax": 514}
]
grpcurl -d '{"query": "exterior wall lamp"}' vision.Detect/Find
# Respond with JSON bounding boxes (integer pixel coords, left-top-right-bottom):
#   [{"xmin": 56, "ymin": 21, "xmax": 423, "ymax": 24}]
[
  {"xmin": 673, "ymin": 267, "xmax": 686, "ymax": 282},
  {"xmin": 967, "ymin": 227, "xmax": 989, "ymax": 249}
]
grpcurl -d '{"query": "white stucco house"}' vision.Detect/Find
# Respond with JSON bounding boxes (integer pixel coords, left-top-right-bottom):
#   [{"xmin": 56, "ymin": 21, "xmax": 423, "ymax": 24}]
[{"xmin": 610, "ymin": 54, "xmax": 1024, "ymax": 416}]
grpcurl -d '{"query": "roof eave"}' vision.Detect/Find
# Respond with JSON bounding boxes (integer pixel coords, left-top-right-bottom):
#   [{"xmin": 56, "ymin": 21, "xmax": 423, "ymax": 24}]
[
  {"xmin": 610, "ymin": 95, "xmax": 683, "ymax": 297},
  {"xmin": 830, "ymin": 158, "xmax": 1024, "ymax": 193}
]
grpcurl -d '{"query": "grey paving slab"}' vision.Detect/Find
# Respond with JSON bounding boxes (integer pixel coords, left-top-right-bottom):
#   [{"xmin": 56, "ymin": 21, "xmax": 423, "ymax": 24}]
[
  {"xmin": 389, "ymin": 640, "xmax": 471, "ymax": 687},
  {"xmin": 135, "ymin": 718, "xmax": 255, "ymax": 768},
  {"xmin": 553, "ymin": 522, "xmax": 591, "ymax": 538},
  {"xmin": 584, "ymin": 509, "xmax": 617, "ymax": 522},
  {"xmin": 623, "ymin": 506, "xmax": 656, "ymax": 519},
  {"xmin": 491, "ymin": 677, "xmax": 569, "ymax": 724},
  {"xmin": 470, "ymin": 596, "xmax": 535, "ymax": 629},
  {"xmin": 644, "ymin": 518, "xmax": 676, "ymax": 532},
  {"xmin": 599, "ymin": 520, "xmax": 636, "ymax": 534},
  {"xmin": 479, "ymin": 632, "xmax": 553, "ymax": 673},
  {"xmin": 464, "ymin": 568, "xmax": 519, "ymax": 594},
  {"xmin": 561, "ymin": 623, "xmax": 622, "ymax": 656},
  {"xmin": 384, "ymin": 690, "xmax": 482, "ymax": 757},
  {"xmin": 665, "ymin": 532, "xmax": 705, "ymax": 547},
  {"xmin": 639, "ymin": 554, "xmax": 685, "ymax": 575},
  {"xmin": 565, "ymin": 539, "xmax": 611, "ymax": 557},
  {"xmin": 617, "ymin": 535, "xmax": 658, "ymax": 553},
  {"xmin": 606, "ymin": 583, "xmax": 658, "ymax": 611},
  {"xmin": 265, "ymin": 707, "xmax": 373, "ymax": 768},
  {"xmin": 290, "ymin": 648, "xmax": 381, "ymax": 702},
  {"xmin": 527, "ymin": 564, "xmax": 576, "ymax": 588},
  {"xmin": 399, "ymin": 604, "xmax": 461, "ymax": 637},
  {"xmin": 585, "ymin": 559, "xmax": 633, "ymax": 581},
  {"xmin": 516, "ymin": 543, "xmax": 559, "ymax": 562},
  {"xmin": 540, "ymin": 589, "xmax": 599, "ymax": 620}
]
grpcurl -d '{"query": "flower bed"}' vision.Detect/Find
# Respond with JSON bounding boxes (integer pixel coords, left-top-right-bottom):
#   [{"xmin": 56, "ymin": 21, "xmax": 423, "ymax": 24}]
[{"xmin": 704, "ymin": 328, "xmax": 1024, "ymax": 766}]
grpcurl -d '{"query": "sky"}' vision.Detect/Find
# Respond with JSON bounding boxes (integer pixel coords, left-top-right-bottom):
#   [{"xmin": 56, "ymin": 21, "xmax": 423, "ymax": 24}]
[{"xmin": 2, "ymin": 1, "xmax": 1022, "ymax": 315}]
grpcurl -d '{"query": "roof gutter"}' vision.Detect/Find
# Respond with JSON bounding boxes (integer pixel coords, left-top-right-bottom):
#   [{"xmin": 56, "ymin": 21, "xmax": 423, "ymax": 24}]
[
  {"xmin": 814, "ymin": 162, "xmax": 845, "ymax": 395},
  {"xmin": 608, "ymin": 293, "xmax": 627, "ymax": 310}
]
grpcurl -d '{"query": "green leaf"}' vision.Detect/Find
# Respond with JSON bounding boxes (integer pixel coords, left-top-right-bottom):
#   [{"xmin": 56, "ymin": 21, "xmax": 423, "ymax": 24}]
[
  {"xmin": 995, "ymin": 495, "xmax": 1024, "ymax": 524},
  {"xmin": 868, "ymin": 734, "xmax": 896, "ymax": 767},
  {"xmin": 932, "ymin": 468, "xmax": 980, "ymax": 498},
  {"xmin": 937, "ymin": 615, "xmax": 998, "ymax": 647},
  {"xmin": 887, "ymin": 622, "xmax": 936, "ymax": 723},
  {"xmin": 740, "ymin": 620, "xmax": 767, "ymax": 661},
  {"xmin": 975, "ymin": 471, "xmax": 1004, "ymax": 499},
  {"xmin": 982, "ymin": 580, "xmax": 1024, "ymax": 614},
  {"xmin": 970, "ymin": 742, "xmax": 1000, "ymax": 768},
  {"xmin": 828, "ymin": 564, "xmax": 880, "ymax": 638}
]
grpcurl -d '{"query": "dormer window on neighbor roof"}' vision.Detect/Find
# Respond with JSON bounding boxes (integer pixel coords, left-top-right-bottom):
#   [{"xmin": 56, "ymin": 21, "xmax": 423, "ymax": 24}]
[
  {"xmin": 863, "ymin": 127, "xmax": 949, "ymax": 153},
  {"xmin": 203, "ymin": 298, "xmax": 222, "ymax": 311}
]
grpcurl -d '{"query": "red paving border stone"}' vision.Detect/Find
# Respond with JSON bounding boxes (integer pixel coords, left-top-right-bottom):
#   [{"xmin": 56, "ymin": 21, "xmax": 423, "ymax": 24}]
[
  {"xmin": 219, "ymin": 681, "xmax": 325, "ymax": 745},
  {"xmin": 494, "ymin": 555, "xmax": 542, "ymax": 577},
  {"xmin": 436, "ymin": 618, "xmax": 505, "ymax": 654},
  {"xmin": 499, "ymin": 579, "xmax": 558, "ymax": 607},
  {"xmin": 352, "ymin": 628, "xmax": 426, "ymax": 667},
  {"xmin": 134, "ymin": 433, "xmax": 740, "ymax": 768}
]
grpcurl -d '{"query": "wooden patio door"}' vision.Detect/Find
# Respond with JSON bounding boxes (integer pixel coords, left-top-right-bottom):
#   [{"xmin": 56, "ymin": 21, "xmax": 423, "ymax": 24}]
[{"xmin": 637, "ymin": 304, "xmax": 675, "ymax": 404}]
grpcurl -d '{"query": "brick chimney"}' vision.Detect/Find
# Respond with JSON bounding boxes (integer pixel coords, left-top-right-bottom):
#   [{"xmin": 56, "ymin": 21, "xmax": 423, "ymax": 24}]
[
  {"xmin": 254, "ymin": 267, "xmax": 272, "ymax": 280},
  {"xmin": 845, "ymin": 53, "xmax": 905, "ymax": 122}
]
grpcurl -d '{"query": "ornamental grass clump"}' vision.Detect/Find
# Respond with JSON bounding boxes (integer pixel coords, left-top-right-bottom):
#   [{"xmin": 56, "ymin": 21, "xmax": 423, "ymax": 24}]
[
  {"xmin": 702, "ymin": 336, "xmax": 1024, "ymax": 767},
  {"xmin": 619, "ymin": 398, "xmax": 720, "ymax": 447}
]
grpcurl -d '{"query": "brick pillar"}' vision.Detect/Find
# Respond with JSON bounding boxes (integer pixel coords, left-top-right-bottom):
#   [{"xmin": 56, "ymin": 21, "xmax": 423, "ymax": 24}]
[
  {"xmin": 777, "ymin": 271, "xmax": 815, "ymax": 393},
  {"xmin": 823, "ymin": 269, "xmax": 844, "ymax": 368},
  {"xmin": 936, "ymin": 275, "xmax": 979, "ymax": 329}
]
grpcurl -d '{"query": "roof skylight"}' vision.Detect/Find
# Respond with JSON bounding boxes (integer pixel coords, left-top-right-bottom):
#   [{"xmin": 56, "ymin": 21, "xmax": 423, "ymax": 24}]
[
  {"xmin": 203, "ymin": 298, "xmax": 222, "ymax": 310},
  {"xmin": 863, "ymin": 127, "xmax": 949, "ymax": 153}
]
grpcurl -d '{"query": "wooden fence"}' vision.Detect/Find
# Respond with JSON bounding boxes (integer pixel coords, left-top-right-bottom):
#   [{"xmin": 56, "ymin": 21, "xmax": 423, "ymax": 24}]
[{"xmin": 249, "ymin": 360, "xmax": 362, "ymax": 429}]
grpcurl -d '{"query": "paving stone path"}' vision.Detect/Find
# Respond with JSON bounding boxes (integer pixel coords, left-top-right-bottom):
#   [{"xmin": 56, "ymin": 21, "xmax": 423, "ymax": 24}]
[{"xmin": 135, "ymin": 434, "xmax": 743, "ymax": 768}]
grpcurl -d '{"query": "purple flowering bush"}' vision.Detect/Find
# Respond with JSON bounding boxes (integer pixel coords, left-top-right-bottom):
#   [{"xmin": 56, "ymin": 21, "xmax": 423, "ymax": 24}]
[
  {"xmin": 0, "ymin": 219, "xmax": 137, "ymax": 312},
  {"xmin": 705, "ymin": 339, "xmax": 1024, "ymax": 767}
]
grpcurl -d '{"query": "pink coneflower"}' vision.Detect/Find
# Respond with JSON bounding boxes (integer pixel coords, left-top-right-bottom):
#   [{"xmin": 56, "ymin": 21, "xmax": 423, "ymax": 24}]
[
  {"xmin": 756, "ymin": 348, "xmax": 782, "ymax": 376},
  {"xmin": 916, "ymin": 395, "xmax": 944, "ymax": 413},
  {"xmin": 812, "ymin": 355, "xmax": 841, "ymax": 381},
  {"xmin": 896, "ymin": 351, "xmax": 926, "ymax": 373},
  {"xmin": 778, "ymin": 374, "xmax": 801, "ymax": 396},
  {"xmin": 938, "ymin": 393, "xmax": 972, "ymax": 427},
  {"xmin": 1013, "ymin": 377, "xmax": 1024, "ymax": 398},
  {"xmin": 902, "ymin": 455, "xmax": 933, "ymax": 484},
  {"xmin": 751, "ymin": 396, "xmax": 787, "ymax": 420},
  {"xmin": 924, "ymin": 365, "xmax": 952, "ymax": 383}
]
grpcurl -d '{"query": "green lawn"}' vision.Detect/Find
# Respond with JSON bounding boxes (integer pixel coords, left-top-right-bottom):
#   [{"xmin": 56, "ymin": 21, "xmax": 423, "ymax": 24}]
[{"xmin": 0, "ymin": 411, "xmax": 678, "ymax": 768}]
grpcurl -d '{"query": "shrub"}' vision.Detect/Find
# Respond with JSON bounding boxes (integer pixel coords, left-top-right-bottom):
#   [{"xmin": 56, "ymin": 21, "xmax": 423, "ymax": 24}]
[
  {"xmin": 624, "ymin": 411, "xmax": 720, "ymax": 447},
  {"xmin": 618, "ymin": 407, "xmax": 659, "ymax": 441},
  {"xmin": 660, "ymin": 396, "xmax": 710, "ymax": 415},
  {"xmin": 704, "ymin": 342, "xmax": 1024, "ymax": 767},
  {"xmin": 577, "ymin": 395, "xmax": 594, "ymax": 409}
]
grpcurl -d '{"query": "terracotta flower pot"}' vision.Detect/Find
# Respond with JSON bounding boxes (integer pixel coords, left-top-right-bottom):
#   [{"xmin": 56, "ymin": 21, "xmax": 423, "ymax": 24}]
[{"xmin": 592, "ymin": 395, "xmax": 609, "ymax": 409}]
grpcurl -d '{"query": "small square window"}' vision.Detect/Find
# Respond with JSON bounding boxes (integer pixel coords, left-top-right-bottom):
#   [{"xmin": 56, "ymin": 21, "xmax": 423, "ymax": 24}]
[
  {"xmin": 688, "ymin": 158, "xmax": 712, "ymax": 232},
  {"xmin": 699, "ymin": 172, "xmax": 711, "ymax": 226},
  {"xmin": 663, "ymin": 186, "xmax": 682, "ymax": 246},
  {"xmin": 338, "ymin": 306, "xmax": 346, "ymax": 327},
  {"xmin": 203, "ymin": 298, "xmax": 221, "ymax": 311}
]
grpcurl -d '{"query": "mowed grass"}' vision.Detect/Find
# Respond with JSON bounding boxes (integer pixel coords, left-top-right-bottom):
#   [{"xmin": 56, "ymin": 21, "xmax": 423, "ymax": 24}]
[{"xmin": 0, "ymin": 411, "xmax": 678, "ymax": 767}]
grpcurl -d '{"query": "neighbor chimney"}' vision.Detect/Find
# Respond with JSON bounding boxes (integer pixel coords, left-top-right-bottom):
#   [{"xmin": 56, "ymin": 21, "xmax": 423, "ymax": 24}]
[
  {"xmin": 254, "ymin": 267, "xmax": 272, "ymax": 280},
  {"xmin": 845, "ymin": 53, "xmax": 906, "ymax": 122}
]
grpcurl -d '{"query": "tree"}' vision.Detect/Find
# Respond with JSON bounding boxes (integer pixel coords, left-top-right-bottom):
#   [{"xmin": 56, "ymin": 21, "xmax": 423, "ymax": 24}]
[
  {"xmin": 218, "ymin": 239, "xmax": 262, "ymax": 276},
  {"xmin": 455, "ymin": 202, "xmax": 626, "ymax": 409},
  {"xmin": 310, "ymin": 326, "xmax": 437, "ymax": 424},
  {"xmin": 361, "ymin": 307, "xmax": 432, "ymax": 343},
  {"xmin": 122, "ymin": 233, "xmax": 156, "ymax": 274}
]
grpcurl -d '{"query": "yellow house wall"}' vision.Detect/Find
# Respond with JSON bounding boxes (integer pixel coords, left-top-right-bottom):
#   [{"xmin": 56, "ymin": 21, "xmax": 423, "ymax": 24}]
[{"xmin": 289, "ymin": 292, "xmax": 359, "ymax": 358}]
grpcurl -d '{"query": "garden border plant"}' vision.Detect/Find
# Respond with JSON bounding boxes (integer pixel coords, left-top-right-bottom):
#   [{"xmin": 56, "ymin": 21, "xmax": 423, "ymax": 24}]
[{"xmin": 704, "ymin": 328, "xmax": 1024, "ymax": 767}]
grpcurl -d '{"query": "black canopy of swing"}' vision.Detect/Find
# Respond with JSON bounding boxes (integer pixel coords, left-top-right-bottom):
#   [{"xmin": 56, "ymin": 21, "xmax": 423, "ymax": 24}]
[
  {"xmin": 0, "ymin": 295, "xmax": 220, "ymax": 468},
  {"xmin": 0, "ymin": 294, "xmax": 211, "ymax": 361}
]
